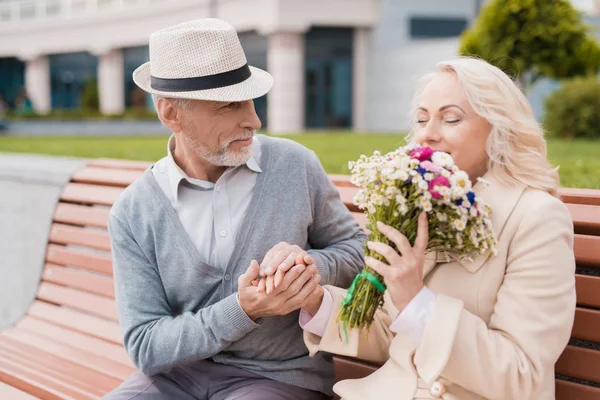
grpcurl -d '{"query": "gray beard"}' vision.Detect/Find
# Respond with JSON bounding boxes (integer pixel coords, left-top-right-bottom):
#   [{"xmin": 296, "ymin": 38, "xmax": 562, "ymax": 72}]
[{"xmin": 199, "ymin": 145, "xmax": 252, "ymax": 167}]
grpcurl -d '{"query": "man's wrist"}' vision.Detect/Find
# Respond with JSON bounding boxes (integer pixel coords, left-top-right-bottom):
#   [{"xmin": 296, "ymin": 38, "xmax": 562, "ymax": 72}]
[{"xmin": 237, "ymin": 292, "xmax": 259, "ymax": 321}]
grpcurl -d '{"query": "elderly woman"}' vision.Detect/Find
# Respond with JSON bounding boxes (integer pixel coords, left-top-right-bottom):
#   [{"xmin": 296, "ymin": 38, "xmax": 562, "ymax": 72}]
[{"xmin": 298, "ymin": 57, "xmax": 576, "ymax": 400}]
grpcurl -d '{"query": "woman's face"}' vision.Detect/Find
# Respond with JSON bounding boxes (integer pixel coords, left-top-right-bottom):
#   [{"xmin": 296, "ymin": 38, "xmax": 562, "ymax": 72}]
[{"xmin": 414, "ymin": 72, "xmax": 492, "ymax": 183}]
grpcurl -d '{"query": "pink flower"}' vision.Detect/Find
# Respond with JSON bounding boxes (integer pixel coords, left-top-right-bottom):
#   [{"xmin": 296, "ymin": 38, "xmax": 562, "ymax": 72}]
[
  {"xmin": 420, "ymin": 160, "xmax": 441, "ymax": 173},
  {"xmin": 410, "ymin": 147, "xmax": 434, "ymax": 162},
  {"xmin": 428, "ymin": 176, "xmax": 450, "ymax": 199}
]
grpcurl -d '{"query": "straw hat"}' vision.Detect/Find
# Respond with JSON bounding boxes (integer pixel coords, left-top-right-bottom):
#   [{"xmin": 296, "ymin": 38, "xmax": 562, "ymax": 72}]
[{"xmin": 133, "ymin": 18, "xmax": 273, "ymax": 102}]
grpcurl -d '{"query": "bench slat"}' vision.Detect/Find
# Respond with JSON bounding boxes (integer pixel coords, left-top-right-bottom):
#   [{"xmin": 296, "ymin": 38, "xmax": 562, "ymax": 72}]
[
  {"xmin": 555, "ymin": 379, "xmax": 600, "ymax": 400},
  {"xmin": 28, "ymin": 301, "xmax": 122, "ymax": 345},
  {"xmin": 559, "ymin": 188, "xmax": 600, "ymax": 207},
  {"xmin": 37, "ymin": 282, "xmax": 119, "ymax": 321},
  {"xmin": 556, "ymin": 345, "xmax": 600, "ymax": 383},
  {"xmin": 328, "ymin": 174, "xmax": 354, "ymax": 187},
  {"xmin": 16, "ymin": 317, "xmax": 132, "ymax": 367},
  {"xmin": 72, "ymin": 167, "xmax": 144, "ymax": 188},
  {"xmin": 53, "ymin": 203, "xmax": 110, "ymax": 229},
  {"xmin": 88, "ymin": 158, "xmax": 152, "ymax": 171},
  {"xmin": 46, "ymin": 244, "xmax": 112, "ymax": 275},
  {"xmin": 43, "ymin": 263, "xmax": 114, "ymax": 299},
  {"xmin": 338, "ymin": 186, "xmax": 360, "ymax": 213},
  {"xmin": 2, "ymin": 328, "xmax": 133, "ymax": 381},
  {"xmin": 49, "ymin": 223, "xmax": 111, "ymax": 252},
  {"xmin": 576, "ymin": 275, "xmax": 600, "ymax": 309},
  {"xmin": 61, "ymin": 183, "xmax": 123, "ymax": 206},
  {"xmin": 574, "ymin": 235, "xmax": 600, "ymax": 269},
  {"xmin": 333, "ymin": 355, "xmax": 379, "ymax": 382},
  {"xmin": 0, "ymin": 348, "xmax": 96, "ymax": 400},
  {"xmin": 567, "ymin": 204, "xmax": 600, "ymax": 236},
  {"xmin": 0, "ymin": 339, "xmax": 116, "ymax": 397},
  {"xmin": 0, "ymin": 381, "xmax": 38, "ymax": 400},
  {"xmin": 572, "ymin": 308, "xmax": 600, "ymax": 342}
]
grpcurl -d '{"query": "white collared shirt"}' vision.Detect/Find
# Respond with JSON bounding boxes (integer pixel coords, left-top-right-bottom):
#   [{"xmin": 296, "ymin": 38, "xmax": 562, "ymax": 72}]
[{"xmin": 152, "ymin": 135, "xmax": 262, "ymax": 269}]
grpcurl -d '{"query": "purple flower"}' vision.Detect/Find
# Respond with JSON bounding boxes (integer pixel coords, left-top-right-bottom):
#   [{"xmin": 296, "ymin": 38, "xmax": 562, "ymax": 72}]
[
  {"xmin": 410, "ymin": 147, "xmax": 434, "ymax": 162},
  {"xmin": 428, "ymin": 176, "xmax": 450, "ymax": 199},
  {"xmin": 420, "ymin": 160, "xmax": 441, "ymax": 173}
]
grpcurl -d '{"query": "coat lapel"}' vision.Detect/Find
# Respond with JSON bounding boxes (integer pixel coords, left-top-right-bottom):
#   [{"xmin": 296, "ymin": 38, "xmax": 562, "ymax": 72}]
[
  {"xmin": 424, "ymin": 173, "xmax": 525, "ymax": 277},
  {"xmin": 422, "ymin": 251, "xmax": 451, "ymax": 277}
]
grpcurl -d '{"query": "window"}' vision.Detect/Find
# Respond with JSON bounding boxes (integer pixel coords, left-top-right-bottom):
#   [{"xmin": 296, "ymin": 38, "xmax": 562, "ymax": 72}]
[{"xmin": 410, "ymin": 16, "xmax": 468, "ymax": 39}]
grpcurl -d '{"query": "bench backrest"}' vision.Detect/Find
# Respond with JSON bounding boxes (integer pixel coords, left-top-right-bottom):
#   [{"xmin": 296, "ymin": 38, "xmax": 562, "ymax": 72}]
[
  {"xmin": 34, "ymin": 159, "xmax": 150, "ymax": 351},
  {"xmin": 36, "ymin": 160, "xmax": 600, "ymax": 399}
]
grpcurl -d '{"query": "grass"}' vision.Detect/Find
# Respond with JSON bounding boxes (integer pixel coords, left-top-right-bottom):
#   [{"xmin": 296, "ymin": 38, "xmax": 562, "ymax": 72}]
[{"xmin": 0, "ymin": 132, "xmax": 599, "ymax": 189}]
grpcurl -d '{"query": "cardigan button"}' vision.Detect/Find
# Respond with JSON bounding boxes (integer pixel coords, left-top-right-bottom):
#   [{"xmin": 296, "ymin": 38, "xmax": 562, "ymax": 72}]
[
  {"xmin": 224, "ymin": 274, "xmax": 231, "ymax": 282},
  {"xmin": 430, "ymin": 381, "xmax": 445, "ymax": 398}
]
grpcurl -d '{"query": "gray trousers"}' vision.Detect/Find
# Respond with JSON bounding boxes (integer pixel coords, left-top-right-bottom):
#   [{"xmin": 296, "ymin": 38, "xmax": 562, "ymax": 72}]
[{"xmin": 103, "ymin": 359, "xmax": 330, "ymax": 400}]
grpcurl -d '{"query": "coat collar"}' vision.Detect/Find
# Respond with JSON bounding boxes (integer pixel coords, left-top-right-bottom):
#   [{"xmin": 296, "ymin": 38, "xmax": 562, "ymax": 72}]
[{"xmin": 423, "ymin": 172, "xmax": 525, "ymax": 277}]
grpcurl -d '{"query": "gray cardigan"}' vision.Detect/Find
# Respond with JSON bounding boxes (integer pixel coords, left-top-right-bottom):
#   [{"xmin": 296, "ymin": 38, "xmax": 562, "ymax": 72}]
[{"xmin": 108, "ymin": 135, "xmax": 367, "ymax": 395}]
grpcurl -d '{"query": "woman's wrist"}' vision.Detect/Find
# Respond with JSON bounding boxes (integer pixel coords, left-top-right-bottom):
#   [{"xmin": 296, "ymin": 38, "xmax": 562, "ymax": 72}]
[{"xmin": 303, "ymin": 286, "xmax": 325, "ymax": 316}]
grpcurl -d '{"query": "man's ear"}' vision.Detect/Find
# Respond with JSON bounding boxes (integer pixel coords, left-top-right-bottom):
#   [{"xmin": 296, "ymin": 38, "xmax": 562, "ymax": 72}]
[{"xmin": 156, "ymin": 98, "xmax": 184, "ymax": 133}]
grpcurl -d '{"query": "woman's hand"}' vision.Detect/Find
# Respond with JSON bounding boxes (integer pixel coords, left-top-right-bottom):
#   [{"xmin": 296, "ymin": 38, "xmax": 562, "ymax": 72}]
[
  {"xmin": 365, "ymin": 212, "xmax": 429, "ymax": 312},
  {"xmin": 258, "ymin": 243, "xmax": 315, "ymax": 294}
]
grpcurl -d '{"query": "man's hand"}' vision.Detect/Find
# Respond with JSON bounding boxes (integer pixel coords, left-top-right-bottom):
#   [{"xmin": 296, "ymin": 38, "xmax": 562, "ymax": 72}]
[
  {"xmin": 239, "ymin": 260, "xmax": 321, "ymax": 321},
  {"xmin": 258, "ymin": 242, "xmax": 315, "ymax": 294}
]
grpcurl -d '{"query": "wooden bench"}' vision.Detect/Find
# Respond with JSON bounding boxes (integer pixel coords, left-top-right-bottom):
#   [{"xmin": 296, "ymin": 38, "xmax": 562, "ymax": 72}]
[{"xmin": 0, "ymin": 160, "xmax": 598, "ymax": 399}]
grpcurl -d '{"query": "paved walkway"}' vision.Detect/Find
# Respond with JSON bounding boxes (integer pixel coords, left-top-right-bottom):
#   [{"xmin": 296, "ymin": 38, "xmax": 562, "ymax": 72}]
[{"xmin": 1, "ymin": 120, "xmax": 169, "ymax": 136}]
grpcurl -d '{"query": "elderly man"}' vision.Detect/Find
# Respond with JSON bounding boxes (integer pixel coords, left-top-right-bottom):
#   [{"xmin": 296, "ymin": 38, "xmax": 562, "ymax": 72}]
[{"xmin": 104, "ymin": 18, "xmax": 366, "ymax": 400}]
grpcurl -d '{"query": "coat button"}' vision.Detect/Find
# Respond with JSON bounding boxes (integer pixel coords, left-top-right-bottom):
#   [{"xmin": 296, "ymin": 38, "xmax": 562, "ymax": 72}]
[
  {"xmin": 224, "ymin": 274, "xmax": 231, "ymax": 281},
  {"xmin": 430, "ymin": 381, "xmax": 445, "ymax": 398}
]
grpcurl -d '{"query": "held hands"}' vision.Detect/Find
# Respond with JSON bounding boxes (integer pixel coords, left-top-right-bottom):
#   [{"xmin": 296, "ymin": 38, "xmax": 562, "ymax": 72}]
[
  {"xmin": 365, "ymin": 212, "xmax": 429, "ymax": 312},
  {"xmin": 238, "ymin": 260, "xmax": 322, "ymax": 321},
  {"xmin": 257, "ymin": 242, "xmax": 315, "ymax": 295}
]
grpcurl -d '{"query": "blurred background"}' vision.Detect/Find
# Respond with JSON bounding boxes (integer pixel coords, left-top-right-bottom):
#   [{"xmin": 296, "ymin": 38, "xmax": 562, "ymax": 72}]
[{"xmin": 0, "ymin": 0, "xmax": 599, "ymax": 187}]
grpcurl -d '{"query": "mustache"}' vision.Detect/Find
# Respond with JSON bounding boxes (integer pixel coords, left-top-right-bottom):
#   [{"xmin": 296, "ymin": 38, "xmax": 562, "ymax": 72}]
[{"xmin": 230, "ymin": 130, "xmax": 256, "ymax": 142}]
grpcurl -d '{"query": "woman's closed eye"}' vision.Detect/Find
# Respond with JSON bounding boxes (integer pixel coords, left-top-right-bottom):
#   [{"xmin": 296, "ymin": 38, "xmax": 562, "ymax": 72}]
[
  {"xmin": 443, "ymin": 113, "xmax": 462, "ymax": 124},
  {"xmin": 445, "ymin": 118, "xmax": 461, "ymax": 124}
]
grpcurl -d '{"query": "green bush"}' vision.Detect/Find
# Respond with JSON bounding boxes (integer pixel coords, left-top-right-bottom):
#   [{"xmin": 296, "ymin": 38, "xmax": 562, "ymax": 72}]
[
  {"xmin": 460, "ymin": 0, "xmax": 600, "ymax": 87},
  {"xmin": 81, "ymin": 79, "xmax": 100, "ymax": 111},
  {"xmin": 544, "ymin": 77, "xmax": 600, "ymax": 139}
]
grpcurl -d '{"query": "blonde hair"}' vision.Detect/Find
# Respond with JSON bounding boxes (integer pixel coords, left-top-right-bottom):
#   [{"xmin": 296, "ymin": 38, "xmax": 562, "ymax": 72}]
[{"xmin": 408, "ymin": 57, "xmax": 559, "ymax": 197}]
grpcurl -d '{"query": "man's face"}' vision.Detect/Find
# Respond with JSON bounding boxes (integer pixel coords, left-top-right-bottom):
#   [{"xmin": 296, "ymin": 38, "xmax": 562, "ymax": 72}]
[{"xmin": 176, "ymin": 99, "xmax": 262, "ymax": 167}]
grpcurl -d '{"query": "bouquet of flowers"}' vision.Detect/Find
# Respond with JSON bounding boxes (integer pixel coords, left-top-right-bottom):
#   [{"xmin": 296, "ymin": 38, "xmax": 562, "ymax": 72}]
[{"xmin": 337, "ymin": 144, "xmax": 498, "ymax": 331}]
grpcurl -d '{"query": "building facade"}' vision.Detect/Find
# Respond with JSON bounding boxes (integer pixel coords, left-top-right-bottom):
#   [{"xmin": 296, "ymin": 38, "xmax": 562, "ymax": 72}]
[{"xmin": 0, "ymin": 0, "xmax": 597, "ymax": 132}]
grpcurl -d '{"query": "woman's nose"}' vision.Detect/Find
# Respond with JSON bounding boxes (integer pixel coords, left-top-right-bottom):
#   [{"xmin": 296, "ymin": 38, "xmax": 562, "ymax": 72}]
[{"xmin": 419, "ymin": 120, "xmax": 441, "ymax": 143}]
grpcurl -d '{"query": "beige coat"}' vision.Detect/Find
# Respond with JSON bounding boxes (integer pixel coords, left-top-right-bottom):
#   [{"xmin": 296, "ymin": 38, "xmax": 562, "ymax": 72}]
[{"xmin": 305, "ymin": 176, "xmax": 576, "ymax": 400}]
